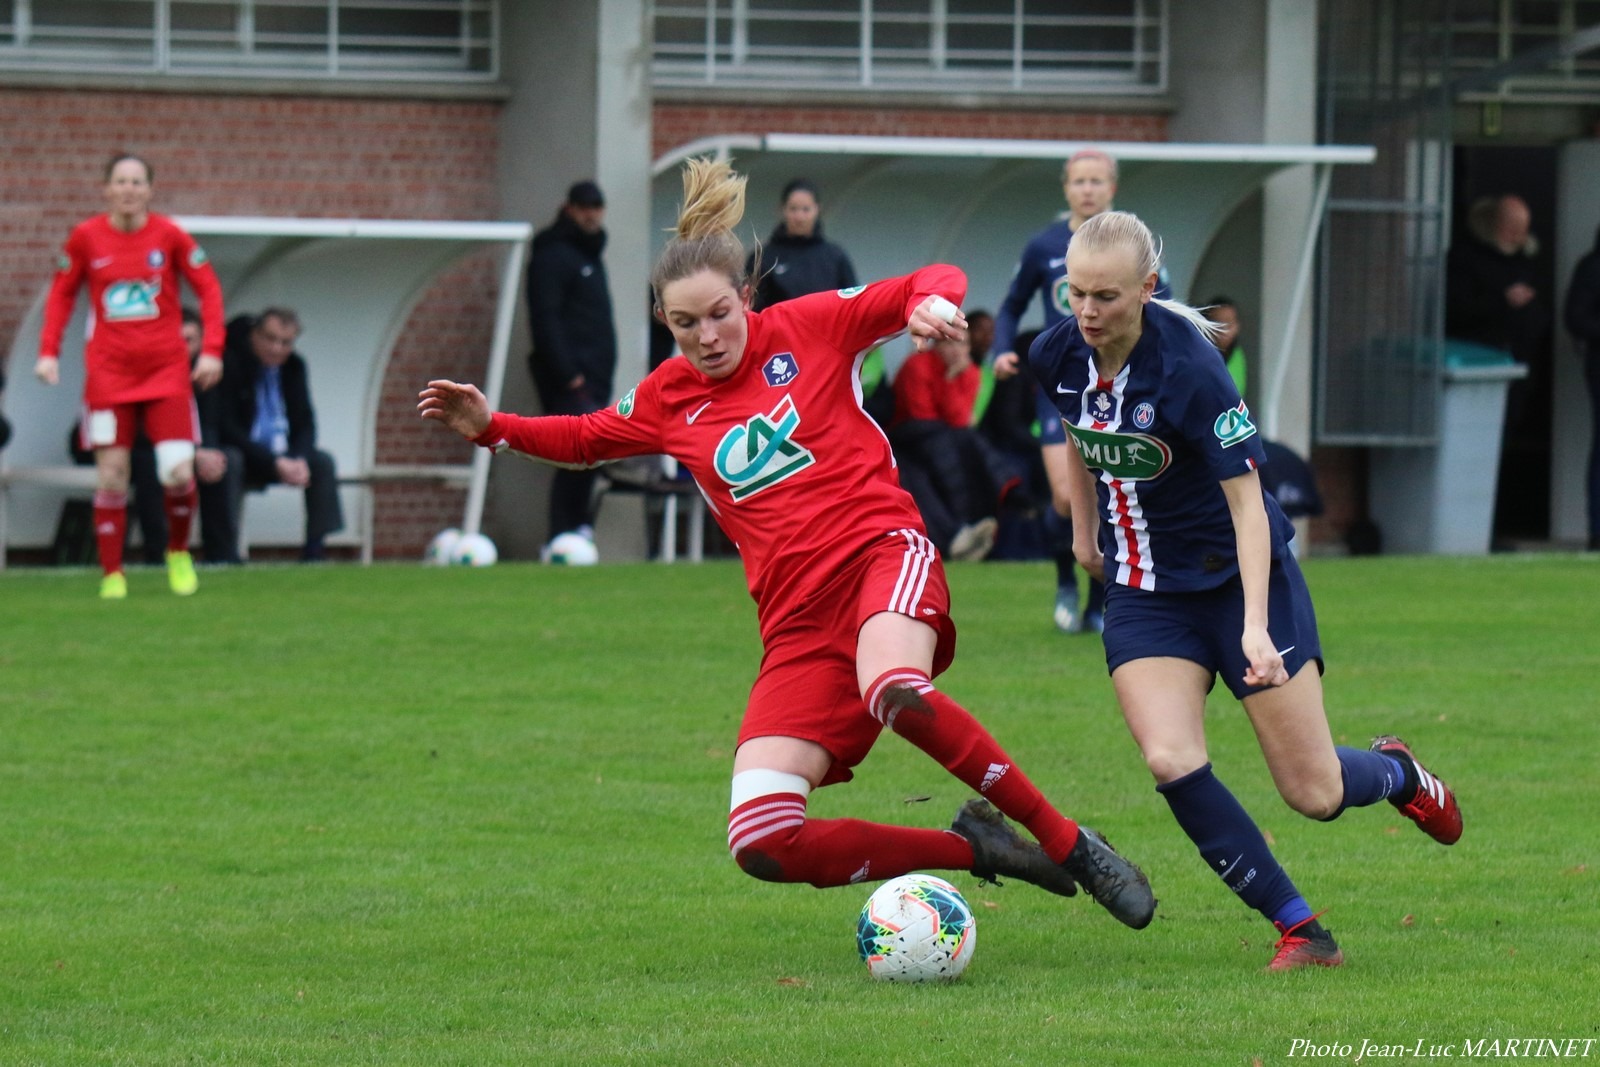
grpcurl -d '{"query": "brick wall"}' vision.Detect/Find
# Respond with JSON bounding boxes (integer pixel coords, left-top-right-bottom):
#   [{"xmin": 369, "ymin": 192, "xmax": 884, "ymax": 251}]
[
  {"xmin": 653, "ymin": 102, "xmax": 1168, "ymax": 159},
  {"xmin": 0, "ymin": 86, "xmax": 502, "ymax": 559}
]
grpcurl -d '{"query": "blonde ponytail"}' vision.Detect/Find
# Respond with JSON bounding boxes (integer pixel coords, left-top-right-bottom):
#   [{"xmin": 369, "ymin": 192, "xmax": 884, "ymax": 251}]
[{"xmin": 652, "ymin": 157, "xmax": 752, "ymax": 303}]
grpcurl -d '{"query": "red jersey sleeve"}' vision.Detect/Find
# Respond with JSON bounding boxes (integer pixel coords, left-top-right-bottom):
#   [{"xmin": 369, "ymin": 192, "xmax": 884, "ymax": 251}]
[
  {"xmin": 758, "ymin": 264, "xmax": 968, "ymax": 363},
  {"xmin": 38, "ymin": 227, "xmax": 88, "ymax": 360},
  {"xmin": 471, "ymin": 377, "xmax": 664, "ymax": 465},
  {"xmin": 174, "ymin": 228, "xmax": 225, "ymax": 358}
]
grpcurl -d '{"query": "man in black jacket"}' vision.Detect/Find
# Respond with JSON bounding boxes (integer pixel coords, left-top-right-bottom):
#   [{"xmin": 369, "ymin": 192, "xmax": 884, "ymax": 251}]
[
  {"xmin": 214, "ymin": 308, "xmax": 343, "ymax": 561},
  {"xmin": 526, "ymin": 180, "xmax": 617, "ymax": 542}
]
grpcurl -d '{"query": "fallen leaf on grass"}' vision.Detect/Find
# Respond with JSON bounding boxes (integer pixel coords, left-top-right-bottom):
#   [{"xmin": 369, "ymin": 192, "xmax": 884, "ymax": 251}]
[
  {"xmin": 902, "ymin": 795, "xmax": 932, "ymax": 804},
  {"xmin": 1402, "ymin": 914, "xmax": 1415, "ymax": 926},
  {"xmin": 776, "ymin": 977, "xmax": 808, "ymax": 987}
]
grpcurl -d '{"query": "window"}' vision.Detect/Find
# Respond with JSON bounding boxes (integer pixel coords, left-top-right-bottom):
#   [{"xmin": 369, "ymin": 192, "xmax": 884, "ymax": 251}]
[
  {"xmin": 651, "ymin": 0, "xmax": 1167, "ymax": 95},
  {"xmin": 0, "ymin": 0, "xmax": 498, "ymax": 82}
]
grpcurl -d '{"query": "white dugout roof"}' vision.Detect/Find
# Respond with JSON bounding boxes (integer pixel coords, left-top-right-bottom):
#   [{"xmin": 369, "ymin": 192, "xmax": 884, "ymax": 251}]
[{"xmin": 1, "ymin": 217, "xmax": 530, "ymax": 557}]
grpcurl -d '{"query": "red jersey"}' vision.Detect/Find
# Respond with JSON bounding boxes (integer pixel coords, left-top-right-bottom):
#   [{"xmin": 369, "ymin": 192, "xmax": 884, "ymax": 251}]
[
  {"xmin": 891, "ymin": 349, "xmax": 980, "ymax": 428},
  {"xmin": 475, "ymin": 266, "xmax": 967, "ymax": 636},
  {"xmin": 39, "ymin": 212, "xmax": 225, "ymax": 407}
]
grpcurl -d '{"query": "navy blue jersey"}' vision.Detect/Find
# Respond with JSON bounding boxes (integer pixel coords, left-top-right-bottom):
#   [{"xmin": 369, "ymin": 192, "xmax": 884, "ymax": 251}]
[
  {"xmin": 1028, "ymin": 302, "xmax": 1293, "ymax": 592},
  {"xmin": 993, "ymin": 215, "xmax": 1171, "ymax": 357}
]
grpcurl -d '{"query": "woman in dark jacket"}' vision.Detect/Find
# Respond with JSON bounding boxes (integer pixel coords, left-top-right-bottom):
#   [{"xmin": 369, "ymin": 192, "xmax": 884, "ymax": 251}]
[{"xmin": 748, "ymin": 179, "xmax": 858, "ymax": 309}]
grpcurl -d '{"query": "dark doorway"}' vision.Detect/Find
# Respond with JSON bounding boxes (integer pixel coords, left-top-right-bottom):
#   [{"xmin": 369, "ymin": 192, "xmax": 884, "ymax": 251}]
[{"xmin": 1449, "ymin": 145, "xmax": 1558, "ymax": 544}]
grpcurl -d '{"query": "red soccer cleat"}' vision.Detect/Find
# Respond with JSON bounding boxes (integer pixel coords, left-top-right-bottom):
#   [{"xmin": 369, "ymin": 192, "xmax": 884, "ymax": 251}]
[
  {"xmin": 1371, "ymin": 735, "xmax": 1463, "ymax": 845},
  {"xmin": 1267, "ymin": 913, "xmax": 1344, "ymax": 972}
]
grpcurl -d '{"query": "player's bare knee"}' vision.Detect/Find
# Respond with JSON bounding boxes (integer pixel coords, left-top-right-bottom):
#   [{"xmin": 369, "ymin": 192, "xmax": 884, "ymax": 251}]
[
  {"xmin": 1146, "ymin": 749, "xmax": 1205, "ymax": 784},
  {"xmin": 1283, "ymin": 781, "xmax": 1343, "ymax": 821}
]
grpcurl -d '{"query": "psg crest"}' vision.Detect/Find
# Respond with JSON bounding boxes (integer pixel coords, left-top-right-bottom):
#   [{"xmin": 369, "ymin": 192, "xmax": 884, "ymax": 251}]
[{"xmin": 763, "ymin": 352, "xmax": 799, "ymax": 387}]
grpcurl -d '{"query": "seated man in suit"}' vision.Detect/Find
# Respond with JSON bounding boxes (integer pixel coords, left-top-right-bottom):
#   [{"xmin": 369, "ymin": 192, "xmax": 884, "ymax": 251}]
[{"xmin": 215, "ymin": 307, "xmax": 343, "ymax": 561}]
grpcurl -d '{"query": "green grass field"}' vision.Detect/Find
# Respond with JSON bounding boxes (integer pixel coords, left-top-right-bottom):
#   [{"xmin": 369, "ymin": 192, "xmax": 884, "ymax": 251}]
[{"xmin": 2, "ymin": 555, "xmax": 1596, "ymax": 1065}]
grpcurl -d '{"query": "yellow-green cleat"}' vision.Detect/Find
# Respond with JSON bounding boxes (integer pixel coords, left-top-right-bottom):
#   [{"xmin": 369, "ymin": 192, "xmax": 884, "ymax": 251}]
[
  {"xmin": 165, "ymin": 550, "xmax": 198, "ymax": 596},
  {"xmin": 99, "ymin": 572, "xmax": 128, "ymax": 600}
]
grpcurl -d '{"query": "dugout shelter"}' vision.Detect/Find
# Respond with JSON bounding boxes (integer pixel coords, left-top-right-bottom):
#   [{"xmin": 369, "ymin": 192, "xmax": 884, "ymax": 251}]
[
  {"xmin": 651, "ymin": 135, "xmax": 1375, "ymax": 444},
  {"xmin": 0, "ymin": 217, "xmax": 530, "ymax": 565}
]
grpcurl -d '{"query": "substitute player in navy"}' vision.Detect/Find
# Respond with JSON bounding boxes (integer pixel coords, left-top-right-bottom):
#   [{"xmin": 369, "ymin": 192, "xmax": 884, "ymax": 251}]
[
  {"xmin": 1028, "ymin": 210, "xmax": 1463, "ymax": 971},
  {"xmin": 993, "ymin": 149, "xmax": 1170, "ymax": 634}
]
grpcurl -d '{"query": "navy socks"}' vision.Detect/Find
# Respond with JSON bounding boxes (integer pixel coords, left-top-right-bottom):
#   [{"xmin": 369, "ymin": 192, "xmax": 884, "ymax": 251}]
[
  {"xmin": 1326, "ymin": 747, "xmax": 1410, "ymax": 819},
  {"xmin": 1158, "ymin": 763, "xmax": 1311, "ymax": 929}
]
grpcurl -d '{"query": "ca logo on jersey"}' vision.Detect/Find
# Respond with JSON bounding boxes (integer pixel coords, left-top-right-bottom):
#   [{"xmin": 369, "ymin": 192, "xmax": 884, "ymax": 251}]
[
  {"xmin": 1213, "ymin": 401, "xmax": 1258, "ymax": 448},
  {"xmin": 1066, "ymin": 424, "xmax": 1172, "ymax": 481},
  {"xmin": 102, "ymin": 279, "xmax": 161, "ymax": 321},
  {"xmin": 713, "ymin": 395, "xmax": 816, "ymax": 502}
]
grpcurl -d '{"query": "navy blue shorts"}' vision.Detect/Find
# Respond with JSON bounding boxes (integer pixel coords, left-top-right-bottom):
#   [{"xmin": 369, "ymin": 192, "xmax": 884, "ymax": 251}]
[
  {"xmin": 1101, "ymin": 552, "xmax": 1324, "ymax": 699},
  {"xmin": 1035, "ymin": 388, "xmax": 1068, "ymax": 446}
]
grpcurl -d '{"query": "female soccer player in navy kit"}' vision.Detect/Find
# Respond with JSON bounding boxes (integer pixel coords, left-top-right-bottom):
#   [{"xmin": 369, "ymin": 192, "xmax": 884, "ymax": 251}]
[
  {"xmin": 37, "ymin": 153, "xmax": 225, "ymax": 599},
  {"xmin": 1028, "ymin": 210, "xmax": 1463, "ymax": 970},
  {"xmin": 419, "ymin": 158, "xmax": 1156, "ymax": 932}
]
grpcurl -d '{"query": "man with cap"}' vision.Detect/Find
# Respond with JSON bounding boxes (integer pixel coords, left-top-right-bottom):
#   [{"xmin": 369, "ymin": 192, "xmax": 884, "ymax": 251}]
[{"xmin": 526, "ymin": 180, "xmax": 618, "ymax": 547}]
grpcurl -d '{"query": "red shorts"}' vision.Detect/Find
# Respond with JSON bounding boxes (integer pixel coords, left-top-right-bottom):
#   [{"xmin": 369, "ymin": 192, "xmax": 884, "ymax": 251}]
[
  {"xmin": 740, "ymin": 529, "xmax": 957, "ymax": 788},
  {"xmin": 78, "ymin": 393, "xmax": 198, "ymax": 451}
]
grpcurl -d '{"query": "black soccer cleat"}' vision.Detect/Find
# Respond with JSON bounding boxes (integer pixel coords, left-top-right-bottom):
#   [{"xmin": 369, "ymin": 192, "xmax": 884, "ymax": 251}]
[
  {"xmin": 1061, "ymin": 825, "xmax": 1157, "ymax": 930},
  {"xmin": 951, "ymin": 798, "xmax": 1077, "ymax": 898}
]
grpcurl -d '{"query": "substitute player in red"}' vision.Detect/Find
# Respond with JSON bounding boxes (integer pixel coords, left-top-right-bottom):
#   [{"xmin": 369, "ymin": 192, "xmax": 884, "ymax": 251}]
[
  {"xmin": 36, "ymin": 153, "xmax": 225, "ymax": 599},
  {"xmin": 419, "ymin": 157, "xmax": 1156, "ymax": 931}
]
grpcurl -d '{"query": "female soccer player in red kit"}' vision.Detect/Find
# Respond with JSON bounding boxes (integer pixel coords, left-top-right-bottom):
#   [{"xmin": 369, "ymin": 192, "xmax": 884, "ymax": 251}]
[
  {"xmin": 36, "ymin": 153, "xmax": 225, "ymax": 599},
  {"xmin": 420, "ymin": 158, "xmax": 1156, "ymax": 931}
]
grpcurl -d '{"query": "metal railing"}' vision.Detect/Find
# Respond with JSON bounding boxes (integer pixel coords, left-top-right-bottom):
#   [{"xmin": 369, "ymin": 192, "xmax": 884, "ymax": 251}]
[
  {"xmin": 650, "ymin": 0, "xmax": 1167, "ymax": 95},
  {"xmin": 0, "ymin": 0, "xmax": 498, "ymax": 82}
]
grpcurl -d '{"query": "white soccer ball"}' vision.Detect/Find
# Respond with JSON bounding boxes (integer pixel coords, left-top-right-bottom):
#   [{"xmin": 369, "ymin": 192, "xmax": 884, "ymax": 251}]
[
  {"xmin": 423, "ymin": 527, "xmax": 463, "ymax": 566},
  {"xmin": 856, "ymin": 873, "xmax": 976, "ymax": 982},
  {"xmin": 541, "ymin": 531, "xmax": 599, "ymax": 566},
  {"xmin": 449, "ymin": 532, "xmax": 499, "ymax": 567}
]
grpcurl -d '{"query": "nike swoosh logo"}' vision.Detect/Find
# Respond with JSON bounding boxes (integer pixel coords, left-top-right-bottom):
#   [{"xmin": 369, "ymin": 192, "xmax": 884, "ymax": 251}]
[
  {"xmin": 1276, "ymin": 645, "xmax": 1296, "ymax": 656},
  {"xmin": 91, "ymin": 257, "xmax": 114, "ymax": 268},
  {"xmin": 1056, "ymin": 384, "xmax": 1078, "ymax": 394},
  {"xmin": 686, "ymin": 401, "xmax": 712, "ymax": 425},
  {"xmin": 1048, "ymin": 256, "xmax": 1067, "ymax": 268}
]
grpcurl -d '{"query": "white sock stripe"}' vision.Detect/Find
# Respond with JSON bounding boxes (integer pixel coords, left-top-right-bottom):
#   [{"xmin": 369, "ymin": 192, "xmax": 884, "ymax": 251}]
[
  {"xmin": 729, "ymin": 798, "xmax": 806, "ymax": 821},
  {"xmin": 729, "ymin": 816, "xmax": 806, "ymax": 855},
  {"xmin": 730, "ymin": 769, "xmax": 812, "ymax": 810},
  {"xmin": 728, "ymin": 807, "xmax": 807, "ymax": 846},
  {"xmin": 866, "ymin": 670, "xmax": 933, "ymax": 724}
]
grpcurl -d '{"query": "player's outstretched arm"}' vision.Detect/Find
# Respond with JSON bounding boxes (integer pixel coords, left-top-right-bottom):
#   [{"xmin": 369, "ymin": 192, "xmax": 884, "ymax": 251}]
[{"xmin": 417, "ymin": 379, "xmax": 492, "ymax": 440}]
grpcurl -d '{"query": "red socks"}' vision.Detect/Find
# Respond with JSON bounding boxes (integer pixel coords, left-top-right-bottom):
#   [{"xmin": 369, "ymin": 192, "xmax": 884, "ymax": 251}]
[
  {"xmin": 728, "ymin": 791, "xmax": 971, "ymax": 887},
  {"xmin": 93, "ymin": 490, "xmax": 127, "ymax": 576},
  {"xmin": 866, "ymin": 668, "xmax": 1079, "ymax": 862},
  {"xmin": 164, "ymin": 480, "xmax": 196, "ymax": 553}
]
